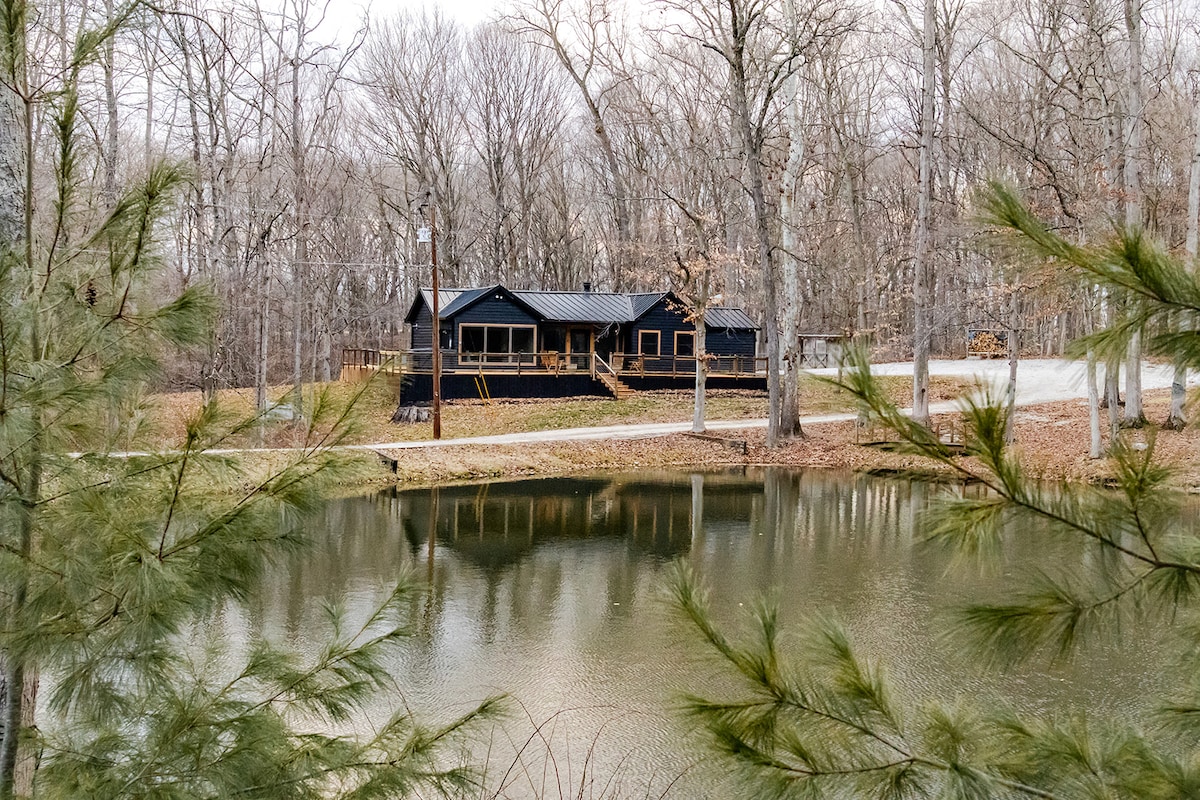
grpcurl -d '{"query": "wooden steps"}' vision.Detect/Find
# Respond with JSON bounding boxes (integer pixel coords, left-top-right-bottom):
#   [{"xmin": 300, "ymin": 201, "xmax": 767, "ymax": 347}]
[{"xmin": 597, "ymin": 372, "xmax": 634, "ymax": 400}]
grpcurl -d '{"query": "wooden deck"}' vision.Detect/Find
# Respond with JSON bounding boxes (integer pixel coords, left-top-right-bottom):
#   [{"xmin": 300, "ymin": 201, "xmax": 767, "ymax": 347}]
[{"xmin": 340, "ymin": 348, "xmax": 768, "ymax": 382}]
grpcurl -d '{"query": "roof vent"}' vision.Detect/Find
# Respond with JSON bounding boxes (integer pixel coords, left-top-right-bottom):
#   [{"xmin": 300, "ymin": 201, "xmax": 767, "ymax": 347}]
[{"xmin": 583, "ymin": 282, "xmax": 592, "ymax": 293}]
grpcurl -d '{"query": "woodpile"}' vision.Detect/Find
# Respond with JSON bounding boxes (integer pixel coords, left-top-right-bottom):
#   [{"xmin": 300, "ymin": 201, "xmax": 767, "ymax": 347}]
[{"xmin": 968, "ymin": 330, "xmax": 1008, "ymax": 358}]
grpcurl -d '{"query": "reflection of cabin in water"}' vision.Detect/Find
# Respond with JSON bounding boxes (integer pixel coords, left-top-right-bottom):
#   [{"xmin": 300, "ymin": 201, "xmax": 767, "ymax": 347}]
[
  {"xmin": 397, "ymin": 474, "xmax": 762, "ymax": 567},
  {"xmin": 343, "ymin": 284, "xmax": 765, "ymax": 401}
]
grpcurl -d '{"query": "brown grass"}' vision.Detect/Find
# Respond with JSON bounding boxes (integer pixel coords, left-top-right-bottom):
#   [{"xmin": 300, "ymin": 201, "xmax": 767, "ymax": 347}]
[
  {"xmin": 142, "ymin": 373, "xmax": 968, "ymax": 450},
  {"xmin": 137, "ymin": 376, "xmax": 1200, "ymax": 494},
  {"xmin": 373, "ymin": 387, "xmax": 1200, "ymax": 489}
]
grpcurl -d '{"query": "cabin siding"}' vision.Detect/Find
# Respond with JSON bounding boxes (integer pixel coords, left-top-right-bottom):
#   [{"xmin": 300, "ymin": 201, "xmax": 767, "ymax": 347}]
[
  {"xmin": 625, "ymin": 300, "xmax": 756, "ymax": 359},
  {"xmin": 629, "ymin": 301, "xmax": 689, "ymax": 356},
  {"xmin": 705, "ymin": 325, "xmax": 756, "ymax": 358},
  {"xmin": 412, "ymin": 306, "xmax": 433, "ymax": 350},
  {"xmin": 401, "ymin": 373, "xmax": 604, "ymax": 403},
  {"xmin": 455, "ymin": 295, "xmax": 538, "ymax": 328}
]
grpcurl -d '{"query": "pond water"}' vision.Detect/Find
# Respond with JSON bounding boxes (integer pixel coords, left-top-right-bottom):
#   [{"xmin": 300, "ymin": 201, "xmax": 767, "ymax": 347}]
[{"xmin": 242, "ymin": 468, "xmax": 1172, "ymax": 798}]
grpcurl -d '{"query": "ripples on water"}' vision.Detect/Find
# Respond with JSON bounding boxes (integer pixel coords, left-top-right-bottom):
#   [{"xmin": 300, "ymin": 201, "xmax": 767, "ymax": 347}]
[{"xmin": 236, "ymin": 468, "xmax": 1173, "ymax": 798}]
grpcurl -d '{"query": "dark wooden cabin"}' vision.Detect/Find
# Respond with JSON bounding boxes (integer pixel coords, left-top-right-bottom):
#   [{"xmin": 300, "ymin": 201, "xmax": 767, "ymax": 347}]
[{"xmin": 376, "ymin": 284, "xmax": 761, "ymax": 402}]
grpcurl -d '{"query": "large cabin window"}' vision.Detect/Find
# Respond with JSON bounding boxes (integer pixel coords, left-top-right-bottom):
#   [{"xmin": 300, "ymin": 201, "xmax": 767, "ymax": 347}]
[
  {"xmin": 460, "ymin": 324, "xmax": 537, "ymax": 363},
  {"xmin": 485, "ymin": 327, "xmax": 509, "ymax": 353},
  {"xmin": 638, "ymin": 330, "xmax": 660, "ymax": 356},
  {"xmin": 511, "ymin": 327, "xmax": 535, "ymax": 354},
  {"xmin": 461, "ymin": 326, "xmax": 486, "ymax": 353}
]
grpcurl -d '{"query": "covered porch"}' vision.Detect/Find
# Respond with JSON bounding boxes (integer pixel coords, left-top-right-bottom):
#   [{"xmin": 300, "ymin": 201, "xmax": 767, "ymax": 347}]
[
  {"xmin": 340, "ymin": 348, "xmax": 769, "ymax": 402},
  {"xmin": 341, "ymin": 348, "xmax": 768, "ymax": 379}
]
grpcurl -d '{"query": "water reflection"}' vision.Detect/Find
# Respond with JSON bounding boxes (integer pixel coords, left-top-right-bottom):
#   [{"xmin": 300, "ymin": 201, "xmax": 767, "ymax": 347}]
[
  {"xmin": 244, "ymin": 468, "xmax": 1169, "ymax": 799},
  {"xmin": 402, "ymin": 476, "xmax": 705, "ymax": 566}
]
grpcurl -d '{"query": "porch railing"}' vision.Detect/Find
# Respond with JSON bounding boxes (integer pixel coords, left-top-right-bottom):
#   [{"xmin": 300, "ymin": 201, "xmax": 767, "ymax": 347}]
[
  {"xmin": 610, "ymin": 353, "xmax": 767, "ymax": 378},
  {"xmin": 341, "ymin": 349, "xmax": 768, "ymax": 378}
]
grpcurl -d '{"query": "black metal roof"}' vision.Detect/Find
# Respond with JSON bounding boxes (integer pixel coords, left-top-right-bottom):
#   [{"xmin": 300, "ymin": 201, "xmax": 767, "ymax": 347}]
[
  {"xmin": 705, "ymin": 307, "xmax": 758, "ymax": 330},
  {"xmin": 404, "ymin": 284, "xmax": 757, "ymax": 329},
  {"xmin": 511, "ymin": 289, "xmax": 665, "ymax": 323},
  {"xmin": 420, "ymin": 287, "xmax": 491, "ymax": 318},
  {"xmin": 629, "ymin": 293, "xmax": 665, "ymax": 318}
]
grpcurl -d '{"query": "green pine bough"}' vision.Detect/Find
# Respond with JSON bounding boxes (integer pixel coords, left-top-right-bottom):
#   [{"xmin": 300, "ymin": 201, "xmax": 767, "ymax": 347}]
[
  {"xmin": 667, "ymin": 183, "xmax": 1200, "ymax": 800},
  {"xmin": 0, "ymin": 5, "xmax": 498, "ymax": 797}
]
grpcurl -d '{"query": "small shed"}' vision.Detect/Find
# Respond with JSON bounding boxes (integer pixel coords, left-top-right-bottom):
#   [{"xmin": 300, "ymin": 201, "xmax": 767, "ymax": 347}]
[{"xmin": 796, "ymin": 334, "xmax": 847, "ymax": 368}]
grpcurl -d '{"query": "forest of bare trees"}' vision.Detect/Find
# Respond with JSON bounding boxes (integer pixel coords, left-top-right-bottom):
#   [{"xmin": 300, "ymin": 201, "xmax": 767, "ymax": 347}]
[{"xmin": 33, "ymin": 0, "xmax": 1200, "ymax": 412}]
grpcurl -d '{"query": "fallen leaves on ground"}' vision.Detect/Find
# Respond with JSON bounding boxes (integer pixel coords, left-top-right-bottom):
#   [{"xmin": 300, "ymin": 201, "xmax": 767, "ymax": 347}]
[{"xmin": 380, "ymin": 388, "xmax": 1200, "ymax": 490}]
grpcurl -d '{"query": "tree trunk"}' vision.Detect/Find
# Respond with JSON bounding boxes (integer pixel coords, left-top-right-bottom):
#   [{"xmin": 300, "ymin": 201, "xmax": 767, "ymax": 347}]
[
  {"xmin": 1088, "ymin": 350, "xmax": 1102, "ymax": 458},
  {"xmin": 912, "ymin": 0, "xmax": 937, "ymax": 428},
  {"xmin": 180, "ymin": 32, "xmax": 214, "ymax": 398},
  {"xmin": 1004, "ymin": 287, "xmax": 1019, "ymax": 445},
  {"xmin": 102, "ymin": 0, "xmax": 118, "ymax": 208},
  {"xmin": 1122, "ymin": 0, "xmax": 1145, "ymax": 427},
  {"xmin": 256, "ymin": 258, "xmax": 271, "ymax": 414},
  {"xmin": 778, "ymin": 61, "xmax": 806, "ymax": 440},
  {"xmin": 291, "ymin": 37, "xmax": 308, "ymax": 421},
  {"xmin": 9, "ymin": 676, "xmax": 34, "ymax": 799},
  {"xmin": 723, "ymin": 22, "xmax": 783, "ymax": 446},
  {"xmin": 1167, "ymin": 86, "xmax": 1200, "ymax": 429},
  {"xmin": 144, "ymin": 22, "xmax": 158, "ymax": 169},
  {"xmin": 692, "ymin": 318, "xmax": 707, "ymax": 433},
  {"xmin": 736, "ymin": 95, "xmax": 781, "ymax": 447},
  {"xmin": 0, "ymin": 20, "xmax": 30, "ymax": 795},
  {"xmin": 1105, "ymin": 359, "xmax": 1121, "ymax": 441},
  {"xmin": 0, "ymin": 60, "xmax": 21, "ymax": 247}
]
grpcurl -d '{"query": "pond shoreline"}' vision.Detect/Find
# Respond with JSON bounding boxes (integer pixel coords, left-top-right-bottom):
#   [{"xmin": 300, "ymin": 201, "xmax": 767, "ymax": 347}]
[{"xmin": 378, "ymin": 389, "xmax": 1200, "ymax": 490}]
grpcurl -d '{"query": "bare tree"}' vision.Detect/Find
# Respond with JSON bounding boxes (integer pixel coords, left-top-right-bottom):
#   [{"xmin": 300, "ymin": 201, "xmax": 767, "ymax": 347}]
[
  {"xmin": 672, "ymin": 245, "xmax": 725, "ymax": 434},
  {"xmin": 912, "ymin": 0, "xmax": 937, "ymax": 427},
  {"xmin": 1167, "ymin": 83, "xmax": 1200, "ymax": 428},
  {"xmin": 0, "ymin": 0, "xmax": 25, "ymax": 787},
  {"xmin": 360, "ymin": 10, "xmax": 468, "ymax": 283},
  {"xmin": 0, "ymin": 5, "xmax": 21, "ymax": 248},
  {"xmin": 777, "ymin": 8, "xmax": 810, "ymax": 441},
  {"xmin": 513, "ymin": 0, "xmax": 636, "ymax": 287},
  {"xmin": 466, "ymin": 24, "xmax": 570, "ymax": 287},
  {"xmin": 1122, "ymin": 0, "xmax": 1146, "ymax": 426},
  {"xmin": 657, "ymin": 0, "xmax": 845, "ymax": 447}
]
